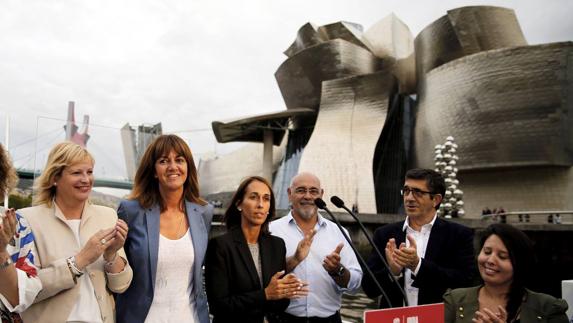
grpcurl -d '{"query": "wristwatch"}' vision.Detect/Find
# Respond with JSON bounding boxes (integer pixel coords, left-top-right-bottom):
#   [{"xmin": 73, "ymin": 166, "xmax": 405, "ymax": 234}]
[{"xmin": 329, "ymin": 265, "xmax": 346, "ymax": 277}]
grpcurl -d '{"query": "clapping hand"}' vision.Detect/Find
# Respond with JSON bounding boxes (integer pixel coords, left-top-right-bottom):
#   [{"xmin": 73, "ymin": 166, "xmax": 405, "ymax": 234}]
[
  {"xmin": 0, "ymin": 208, "xmax": 17, "ymax": 252},
  {"xmin": 294, "ymin": 229, "xmax": 316, "ymax": 263},
  {"xmin": 264, "ymin": 270, "xmax": 309, "ymax": 300},
  {"xmin": 322, "ymin": 243, "xmax": 343, "ymax": 274},
  {"xmin": 75, "ymin": 227, "xmax": 116, "ymax": 270},
  {"xmin": 393, "ymin": 235, "xmax": 420, "ymax": 271},
  {"xmin": 385, "ymin": 238, "xmax": 403, "ymax": 275},
  {"xmin": 103, "ymin": 219, "xmax": 128, "ymax": 261},
  {"xmin": 473, "ymin": 306, "xmax": 508, "ymax": 323}
]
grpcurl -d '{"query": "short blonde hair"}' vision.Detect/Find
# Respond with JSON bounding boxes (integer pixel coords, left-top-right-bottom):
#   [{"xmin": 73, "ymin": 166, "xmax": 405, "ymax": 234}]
[
  {"xmin": 33, "ymin": 142, "xmax": 94, "ymax": 207},
  {"xmin": 0, "ymin": 144, "xmax": 18, "ymax": 200}
]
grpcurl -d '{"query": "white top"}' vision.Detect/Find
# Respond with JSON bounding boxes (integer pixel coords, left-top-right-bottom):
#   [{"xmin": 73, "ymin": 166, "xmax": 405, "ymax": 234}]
[
  {"xmin": 402, "ymin": 213, "xmax": 437, "ymax": 306},
  {"xmin": 145, "ymin": 229, "xmax": 197, "ymax": 323},
  {"xmin": 65, "ymin": 219, "xmax": 103, "ymax": 323}
]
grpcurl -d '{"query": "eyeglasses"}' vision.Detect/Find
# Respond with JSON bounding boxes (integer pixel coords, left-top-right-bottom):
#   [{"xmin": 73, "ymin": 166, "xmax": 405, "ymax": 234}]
[
  {"xmin": 293, "ymin": 187, "xmax": 321, "ymax": 196},
  {"xmin": 401, "ymin": 187, "xmax": 433, "ymax": 198}
]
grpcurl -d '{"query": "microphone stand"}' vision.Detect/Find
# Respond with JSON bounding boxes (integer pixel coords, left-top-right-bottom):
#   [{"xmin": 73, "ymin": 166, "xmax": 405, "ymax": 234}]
[
  {"xmin": 314, "ymin": 198, "xmax": 393, "ymax": 308},
  {"xmin": 330, "ymin": 196, "xmax": 409, "ymax": 307}
]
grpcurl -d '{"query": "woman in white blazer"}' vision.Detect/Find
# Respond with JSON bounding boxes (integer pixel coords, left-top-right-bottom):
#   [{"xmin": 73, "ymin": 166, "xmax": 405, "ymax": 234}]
[{"xmin": 19, "ymin": 142, "xmax": 133, "ymax": 323}]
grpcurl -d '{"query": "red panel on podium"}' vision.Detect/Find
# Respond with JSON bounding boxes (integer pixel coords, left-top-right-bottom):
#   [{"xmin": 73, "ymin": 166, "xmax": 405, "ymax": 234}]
[{"xmin": 364, "ymin": 303, "xmax": 444, "ymax": 323}]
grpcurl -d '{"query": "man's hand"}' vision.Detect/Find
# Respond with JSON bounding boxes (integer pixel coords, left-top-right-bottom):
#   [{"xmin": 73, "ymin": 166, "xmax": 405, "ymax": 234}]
[
  {"xmin": 294, "ymin": 229, "xmax": 316, "ymax": 263},
  {"xmin": 393, "ymin": 234, "xmax": 420, "ymax": 271},
  {"xmin": 322, "ymin": 243, "xmax": 343, "ymax": 274},
  {"xmin": 385, "ymin": 238, "xmax": 403, "ymax": 275},
  {"xmin": 286, "ymin": 229, "xmax": 316, "ymax": 272}
]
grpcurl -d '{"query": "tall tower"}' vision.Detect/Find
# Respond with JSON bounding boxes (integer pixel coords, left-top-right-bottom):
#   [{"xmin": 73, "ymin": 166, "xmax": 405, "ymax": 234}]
[
  {"xmin": 120, "ymin": 123, "xmax": 162, "ymax": 181},
  {"xmin": 63, "ymin": 101, "xmax": 90, "ymax": 147}
]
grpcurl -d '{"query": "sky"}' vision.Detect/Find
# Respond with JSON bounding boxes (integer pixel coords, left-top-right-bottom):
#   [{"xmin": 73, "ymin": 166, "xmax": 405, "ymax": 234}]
[{"xmin": 0, "ymin": 0, "xmax": 571, "ymax": 180}]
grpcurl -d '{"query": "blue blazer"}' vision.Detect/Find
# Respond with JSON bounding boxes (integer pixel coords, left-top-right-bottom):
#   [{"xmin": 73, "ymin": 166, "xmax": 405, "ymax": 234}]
[{"xmin": 115, "ymin": 199, "xmax": 214, "ymax": 323}]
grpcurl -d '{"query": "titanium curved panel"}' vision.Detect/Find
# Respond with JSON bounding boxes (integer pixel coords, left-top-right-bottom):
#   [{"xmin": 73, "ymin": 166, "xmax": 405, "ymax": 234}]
[
  {"xmin": 317, "ymin": 21, "xmax": 372, "ymax": 52},
  {"xmin": 198, "ymin": 142, "xmax": 286, "ymax": 196},
  {"xmin": 284, "ymin": 23, "xmax": 322, "ymax": 58},
  {"xmin": 275, "ymin": 39, "xmax": 381, "ymax": 110},
  {"xmin": 415, "ymin": 6, "xmax": 526, "ymax": 80},
  {"xmin": 413, "ymin": 42, "xmax": 573, "ymax": 170},
  {"xmin": 297, "ymin": 71, "xmax": 397, "ymax": 214},
  {"xmin": 363, "ymin": 13, "xmax": 416, "ymax": 93}
]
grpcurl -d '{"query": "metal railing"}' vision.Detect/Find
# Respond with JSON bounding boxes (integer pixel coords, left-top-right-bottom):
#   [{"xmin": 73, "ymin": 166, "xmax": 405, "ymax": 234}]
[{"xmin": 480, "ymin": 210, "xmax": 573, "ymax": 224}]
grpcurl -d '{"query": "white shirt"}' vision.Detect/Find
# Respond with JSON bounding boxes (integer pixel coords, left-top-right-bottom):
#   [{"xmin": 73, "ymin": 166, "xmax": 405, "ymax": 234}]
[
  {"xmin": 269, "ymin": 212, "xmax": 363, "ymax": 318},
  {"xmin": 402, "ymin": 213, "xmax": 437, "ymax": 306},
  {"xmin": 65, "ymin": 219, "xmax": 103, "ymax": 323},
  {"xmin": 145, "ymin": 229, "xmax": 197, "ymax": 323},
  {"xmin": 0, "ymin": 209, "xmax": 42, "ymax": 314}
]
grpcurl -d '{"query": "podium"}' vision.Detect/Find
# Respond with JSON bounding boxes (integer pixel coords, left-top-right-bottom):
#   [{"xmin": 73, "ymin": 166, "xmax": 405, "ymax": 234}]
[
  {"xmin": 562, "ymin": 280, "xmax": 573, "ymax": 320},
  {"xmin": 364, "ymin": 303, "xmax": 444, "ymax": 323}
]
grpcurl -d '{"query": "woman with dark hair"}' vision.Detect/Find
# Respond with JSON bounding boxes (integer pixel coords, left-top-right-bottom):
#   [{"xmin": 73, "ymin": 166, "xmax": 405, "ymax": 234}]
[
  {"xmin": 1, "ymin": 144, "xmax": 41, "ymax": 322},
  {"xmin": 205, "ymin": 176, "xmax": 308, "ymax": 323},
  {"xmin": 444, "ymin": 223, "xmax": 569, "ymax": 322},
  {"xmin": 115, "ymin": 134, "xmax": 213, "ymax": 323}
]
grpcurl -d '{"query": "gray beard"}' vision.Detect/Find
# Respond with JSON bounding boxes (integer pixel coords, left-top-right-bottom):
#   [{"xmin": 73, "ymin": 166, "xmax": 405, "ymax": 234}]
[{"xmin": 294, "ymin": 206, "xmax": 316, "ymax": 220}]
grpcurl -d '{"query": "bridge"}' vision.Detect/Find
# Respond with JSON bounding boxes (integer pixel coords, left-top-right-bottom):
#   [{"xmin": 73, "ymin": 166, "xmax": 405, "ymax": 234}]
[{"xmin": 17, "ymin": 169, "xmax": 133, "ymax": 190}]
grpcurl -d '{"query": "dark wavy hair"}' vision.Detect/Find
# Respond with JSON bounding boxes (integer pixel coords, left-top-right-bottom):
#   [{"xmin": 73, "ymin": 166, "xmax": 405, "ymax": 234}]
[
  {"xmin": 0, "ymin": 144, "xmax": 18, "ymax": 200},
  {"xmin": 224, "ymin": 176, "xmax": 276, "ymax": 236},
  {"xmin": 405, "ymin": 168, "xmax": 446, "ymax": 209},
  {"xmin": 479, "ymin": 224, "xmax": 535, "ymax": 321},
  {"xmin": 129, "ymin": 134, "xmax": 206, "ymax": 210}
]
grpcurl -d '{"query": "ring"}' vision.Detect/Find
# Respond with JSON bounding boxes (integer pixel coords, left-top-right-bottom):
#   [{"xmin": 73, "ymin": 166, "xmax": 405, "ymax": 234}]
[{"xmin": 100, "ymin": 238, "xmax": 106, "ymax": 245}]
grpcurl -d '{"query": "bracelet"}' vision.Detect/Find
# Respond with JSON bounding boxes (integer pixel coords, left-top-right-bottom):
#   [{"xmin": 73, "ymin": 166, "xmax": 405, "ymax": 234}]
[
  {"xmin": 66, "ymin": 256, "xmax": 84, "ymax": 284},
  {"xmin": 104, "ymin": 253, "xmax": 118, "ymax": 269},
  {"xmin": 0, "ymin": 256, "xmax": 13, "ymax": 270},
  {"xmin": 66, "ymin": 258, "xmax": 77, "ymax": 284}
]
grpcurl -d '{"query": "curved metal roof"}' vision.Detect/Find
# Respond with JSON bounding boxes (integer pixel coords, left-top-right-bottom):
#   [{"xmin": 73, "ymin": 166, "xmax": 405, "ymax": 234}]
[{"xmin": 212, "ymin": 108, "xmax": 316, "ymax": 145}]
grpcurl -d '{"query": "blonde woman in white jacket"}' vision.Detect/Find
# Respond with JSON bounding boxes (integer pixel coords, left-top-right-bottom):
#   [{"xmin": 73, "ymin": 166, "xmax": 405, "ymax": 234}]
[{"xmin": 19, "ymin": 142, "xmax": 133, "ymax": 323}]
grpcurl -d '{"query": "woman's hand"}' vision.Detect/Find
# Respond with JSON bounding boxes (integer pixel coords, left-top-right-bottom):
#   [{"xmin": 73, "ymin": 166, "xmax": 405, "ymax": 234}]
[
  {"xmin": 75, "ymin": 227, "xmax": 116, "ymax": 270},
  {"xmin": 0, "ymin": 208, "xmax": 17, "ymax": 252},
  {"xmin": 103, "ymin": 219, "xmax": 128, "ymax": 262},
  {"xmin": 264, "ymin": 270, "xmax": 309, "ymax": 300},
  {"xmin": 473, "ymin": 306, "xmax": 508, "ymax": 323}
]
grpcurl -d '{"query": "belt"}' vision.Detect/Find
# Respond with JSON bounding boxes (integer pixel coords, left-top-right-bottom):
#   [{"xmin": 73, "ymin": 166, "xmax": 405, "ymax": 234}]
[{"xmin": 278, "ymin": 311, "xmax": 342, "ymax": 323}]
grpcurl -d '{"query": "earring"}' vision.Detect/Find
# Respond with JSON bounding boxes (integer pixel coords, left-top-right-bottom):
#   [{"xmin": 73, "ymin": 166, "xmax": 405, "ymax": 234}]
[
  {"xmin": 53, "ymin": 182, "xmax": 57, "ymax": 186},
  {"xmin": 237, "ymin": 207, "xmax": 242, "ymax": 212}
]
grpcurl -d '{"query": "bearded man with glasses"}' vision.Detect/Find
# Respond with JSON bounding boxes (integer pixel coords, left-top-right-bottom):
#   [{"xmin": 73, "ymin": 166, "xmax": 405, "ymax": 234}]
[
  {"xmin": 362, "ymin": 168, "xmax": 476, "ymax": 309},
  {"xmin": 269, "ymin": 172, "xmax": 362, "ymax": 323}
]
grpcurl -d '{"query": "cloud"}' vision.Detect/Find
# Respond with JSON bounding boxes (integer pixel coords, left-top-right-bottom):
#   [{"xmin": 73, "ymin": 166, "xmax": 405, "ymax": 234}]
[{"xmin": 0, "ymin": 0, "xmax": 571, "ymax": 179}]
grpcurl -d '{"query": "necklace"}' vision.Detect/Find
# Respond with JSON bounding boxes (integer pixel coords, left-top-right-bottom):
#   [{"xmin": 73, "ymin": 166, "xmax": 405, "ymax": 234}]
[{"xmin": 176, "ymin": 210, "xmax": 187, "ymax": 237}]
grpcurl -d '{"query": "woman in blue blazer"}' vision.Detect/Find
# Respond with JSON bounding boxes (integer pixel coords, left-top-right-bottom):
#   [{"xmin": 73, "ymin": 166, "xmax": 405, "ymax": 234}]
[{"xmin": 115, "ymin": 135, "xmax": 213, "ymax": 323}]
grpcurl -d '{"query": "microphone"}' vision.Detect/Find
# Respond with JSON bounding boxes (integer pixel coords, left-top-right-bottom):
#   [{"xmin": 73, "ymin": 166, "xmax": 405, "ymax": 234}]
[
  {"xmin": 314, "ymin": 198, "xmax": 393, "ymax": 308},
  {"xmin": 330, "ymin": 196, "xmax": 409, "ymax": 307}
]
